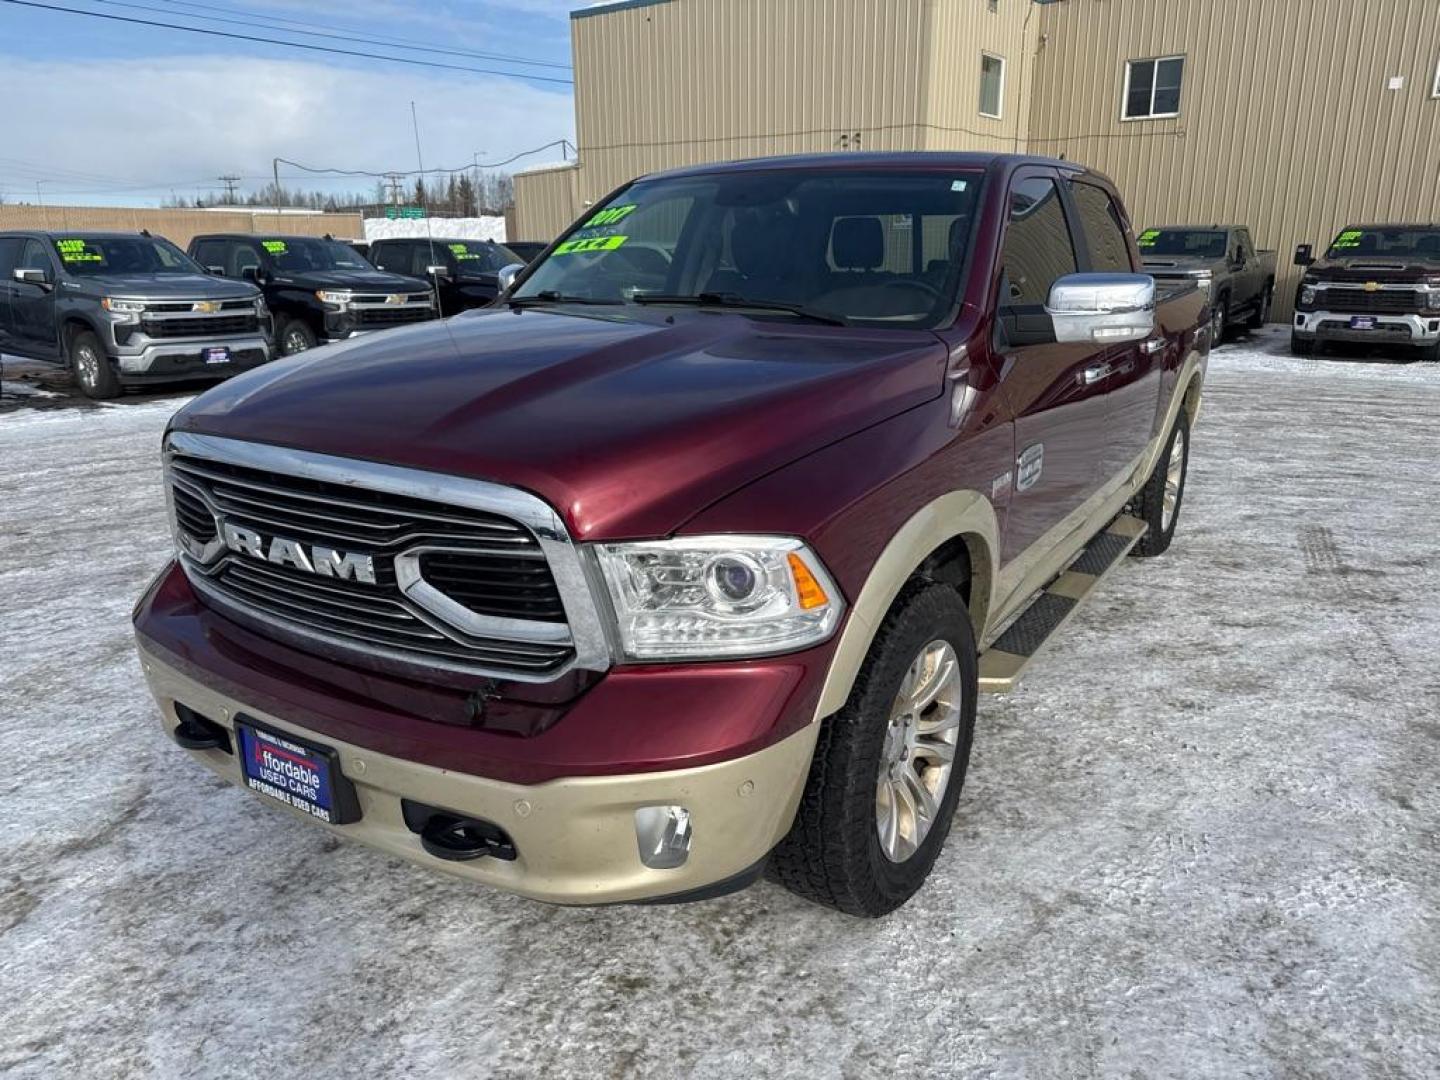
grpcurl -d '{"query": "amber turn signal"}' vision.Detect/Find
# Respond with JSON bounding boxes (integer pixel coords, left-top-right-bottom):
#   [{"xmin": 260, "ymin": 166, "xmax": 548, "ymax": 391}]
[{"xmin": 788, "ymin": 552, "xmax": 830, "ymax": 610}]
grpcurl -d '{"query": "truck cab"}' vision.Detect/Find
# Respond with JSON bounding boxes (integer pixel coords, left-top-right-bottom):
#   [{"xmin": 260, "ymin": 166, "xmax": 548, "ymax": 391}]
[
  {"xmin": 188, "ymin": 233, "xmax": 436, "ymax": 356},
  {"xmin": 1291, "ymin": 224, "xmax": 1440, "ymax": 360},
  {"xmin": 1138, "ymin": 224, "xmax": 1277, "ymax": 343},
  {"xmin": 367, "ymin": 237, "xmax": 527, "ymax": 315},
  {"xmin": 0, "ymin": 230, "xmax": 271, "ymax": 399}
]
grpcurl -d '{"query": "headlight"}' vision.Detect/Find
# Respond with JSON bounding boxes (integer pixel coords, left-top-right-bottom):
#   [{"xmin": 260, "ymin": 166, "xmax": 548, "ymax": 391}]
[
  {"xmin": 1300, "ymin": 285, "xmax": 1317, "ymax": 305},
  {"xmin": 315, "ymin": 289, "xmax": 353, "ymax": 306},
  {"xmin": 594, "ymin": 535, "xmax": 844, "ymax": 660},
  {"xmin": 101, "ymin": 297, "xmax": 145, "ymax": 318},
  {"xmin": 1426, "ymin": 290, "xmax": 1440, "ymax": 311}
]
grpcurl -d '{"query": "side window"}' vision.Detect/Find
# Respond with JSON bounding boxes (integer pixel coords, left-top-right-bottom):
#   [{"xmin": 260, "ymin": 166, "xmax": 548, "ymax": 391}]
[
  {"xmin": 230, "ymin": 242, "xmax": 262, "ymax": 279},
  {"xmin": 1000, "ymin": 177, "xmax": 1077, "ymax": 308},
  {"xmin": 0, "ymin": 238, "xmax": 21, "ymax": 279},
  {"xmin": 1069, "ymin": 182, "xmax": 1133, "ymax": 273},
  {"xmin": 20, "ymin": 240, "xmax": 53, "ymax": 273},
  {"xmin": 370, "ymin": 242, "xmax": 402, "ymax": 273},
  {"xmin": 1236, "ymin": 230, "xmax": 1252, "ymax": 261},
  {"xmin": 192, "ymin": 240, "xmax": 225, "ymax": 271}
]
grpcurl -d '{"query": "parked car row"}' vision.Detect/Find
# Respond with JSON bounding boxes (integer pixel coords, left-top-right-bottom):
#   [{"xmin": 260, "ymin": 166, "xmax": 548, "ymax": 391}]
[{"xmin": 0, "ymin": 227, "xmax": 532, "ymax": 398}]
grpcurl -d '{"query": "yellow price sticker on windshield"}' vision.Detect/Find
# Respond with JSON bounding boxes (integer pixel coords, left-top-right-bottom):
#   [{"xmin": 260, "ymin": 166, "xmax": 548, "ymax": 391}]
[
  {"xmin": 1137, "ymin": 229, "xmax": 1161, "ymax": 247},
  {"xmin": 553, "ymin": 235, "xmax": 628, "ymax": 256},
  {"xmin": 262, "ymin": 240, "xmax": 287, "ymax": 254},
  {"xmin": 1332, "ymin": 229, "xmax": 1364, "ymax": 249},
  {"xmin": 56, "ymin": 238, "xmax": 102, "ymax": 262},
  {"xmin": 585, "ymin": 205, "xmax": 636, "ymax": 228}
]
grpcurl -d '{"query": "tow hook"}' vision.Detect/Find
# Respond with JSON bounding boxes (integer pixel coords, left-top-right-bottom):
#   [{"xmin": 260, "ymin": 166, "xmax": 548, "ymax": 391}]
[
  {"xmin": 171, "ymin": 704, "xmax": 231, "ymax": 753},
  {"xmin": 402, "ymin": 800, "xmax": 518, "ymax": 862}
]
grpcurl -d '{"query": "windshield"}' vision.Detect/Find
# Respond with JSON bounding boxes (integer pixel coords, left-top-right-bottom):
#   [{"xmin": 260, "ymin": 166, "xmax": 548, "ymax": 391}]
[
  {"xmin": 444, "ymin": 240, "xmax": 523, "ymax": 274},
  {"xmin": 1325, "ymin": 227, "xmax": 1440, "ymax": 261},
  {"xmin": 1136, "ymin": 229, "xmax": 1227, "ymax": 259},
  {"xmin": 262, "ymin": 237, "xmax": 374, "ymax": 273},
  {"xmin": 53, "ymin": 235, "xmax": 202, "ymax": 276},
  {"xmin": 514, "ymin": 169, "xmax": 984, "ymax": 328}
]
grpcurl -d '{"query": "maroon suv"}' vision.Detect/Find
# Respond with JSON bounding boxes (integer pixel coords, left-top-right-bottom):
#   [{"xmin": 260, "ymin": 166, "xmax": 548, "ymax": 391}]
[{"xmin": 133, "ymin": 153, "xmax": 1209, "ymax": 916}]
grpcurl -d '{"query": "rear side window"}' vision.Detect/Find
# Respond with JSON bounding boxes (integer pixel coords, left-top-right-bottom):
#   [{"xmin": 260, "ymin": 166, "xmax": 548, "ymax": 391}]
[
  {"xmin": 369, "ymin": 242, "xmax": 408, "ymax": 274},
  {"xmin": 1069, "ymin": 182, "xmax": 1133, "ymax": 273},
  {"xmin": 192, "ymin": 240, "xmax": 226, "ymax": 270},
  {"xmin": 1000, "ymin": 177, "xmax": 1077, "ymax": 307}
]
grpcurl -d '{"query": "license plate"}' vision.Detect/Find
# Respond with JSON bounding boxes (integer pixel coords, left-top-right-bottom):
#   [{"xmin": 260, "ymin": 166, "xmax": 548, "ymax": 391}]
[
  {"xmin": 204, "ymin": 346, "xmax": 230, "ymax": 365},
  {"xmin": 236, "ymin": 720, "xmax": 343, "ymax": 823},
  {"xmin": 1349, "ymin": 316, "xmax": 1377, "ymax": 330}
]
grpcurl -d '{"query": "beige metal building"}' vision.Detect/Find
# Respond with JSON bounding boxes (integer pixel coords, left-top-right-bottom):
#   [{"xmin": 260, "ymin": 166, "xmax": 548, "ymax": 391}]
[
  {"xmin": 515, "ymin": 0, "xmax": 1440, "ymax": 317},
  {"xmin": 0, "ymin": 205, "xmax": 364, "ymax": 250}
]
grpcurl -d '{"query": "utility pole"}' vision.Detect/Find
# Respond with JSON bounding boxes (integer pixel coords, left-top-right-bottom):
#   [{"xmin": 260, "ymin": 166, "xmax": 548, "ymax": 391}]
[
  {"xmin": 271, "ymin": 157, "xmax": 282, "ymax": 212},
  {"xmin": 384, "ymin": 173, "xmax": 405, "ymax": 206},
  {"xmin": 218, "ymin": 174, "xmax": 241, "ymax": 203}
]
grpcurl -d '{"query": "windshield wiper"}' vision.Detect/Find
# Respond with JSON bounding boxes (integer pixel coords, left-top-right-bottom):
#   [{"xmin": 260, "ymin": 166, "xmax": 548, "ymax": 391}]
[
  {"xmin": 630, "ymin": 291, "xmax": 848, "ymax": 326},
  {"xmin": 507, "ymin": 291, "xmax": 624, "ymax": 307}
]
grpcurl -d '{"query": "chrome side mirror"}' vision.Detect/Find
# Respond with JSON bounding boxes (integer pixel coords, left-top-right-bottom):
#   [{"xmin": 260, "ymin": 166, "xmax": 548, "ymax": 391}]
[
  {"xmin": 1046, "ymin": 273, "xmax": 1155, "ymax": 344},
  {"xmin": 496, "ymin": 262, "xmax": 525, "ymax": 294},
  {"xmin": 426, "ymin": 265, "xmax": 451, "ymax": 279},
  {"xmin": 13, "ymin": 267, "xmax": 52, "ymax": 286}
]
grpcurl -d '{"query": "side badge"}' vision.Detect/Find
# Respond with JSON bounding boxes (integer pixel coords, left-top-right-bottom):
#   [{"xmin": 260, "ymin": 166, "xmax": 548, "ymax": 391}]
[
  {"xmin": 1016, "ymin": 443, "xmax": 1044, "ymax": 492},
  {"xmin": 991, "ymin": 471, "xmax": 1013, "ymax": 499}
]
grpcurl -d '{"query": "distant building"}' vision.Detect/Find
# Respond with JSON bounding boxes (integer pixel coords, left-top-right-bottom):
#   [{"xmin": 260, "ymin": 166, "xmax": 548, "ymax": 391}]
[{"xmin": 515, "ymin": 0, "xmax": 1440, "ymax": 316}]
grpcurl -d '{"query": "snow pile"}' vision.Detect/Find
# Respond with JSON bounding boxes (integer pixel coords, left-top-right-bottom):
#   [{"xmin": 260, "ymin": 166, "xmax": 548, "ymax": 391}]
[{"xmin": 362, "ymin": 216, "xmax": 507, "ymax": 244}]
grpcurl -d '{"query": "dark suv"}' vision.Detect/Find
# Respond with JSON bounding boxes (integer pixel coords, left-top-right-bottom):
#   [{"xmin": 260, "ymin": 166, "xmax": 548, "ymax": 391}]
[
  {"xmin": 368, "ymin": 237, "xmax": 526, "ymax": 315},
  {"xmin": 188, "ymin": 234, "xmax": 435, "ymax": 356},
  {"xmin": 0, "ymin": 230, "xmax": 270, "ymax": 398}
]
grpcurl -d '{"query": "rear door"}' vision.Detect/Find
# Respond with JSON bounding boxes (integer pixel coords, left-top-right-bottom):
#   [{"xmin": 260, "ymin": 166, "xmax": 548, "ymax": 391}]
[
  {"xmin": 1065, "ymin": 178, "xmax": 1164, "ymax": 485},
  {"xmin": 1234, "ymin": 228, "xmax": 1260, "ymax": 306},
  {"xmin": 994, "ymin": 170, "xmax": 1112, "ymax": 563},
  {"xmin": 10, "ymin": 239, "xmax": 60, "ymax": 358}
]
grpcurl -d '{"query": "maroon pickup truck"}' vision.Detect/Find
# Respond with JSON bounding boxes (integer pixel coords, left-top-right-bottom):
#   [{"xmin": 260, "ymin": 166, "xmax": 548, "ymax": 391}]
[{"xmin": 133, "ymin": 153, "xmax": 1209, "ymax": 916}]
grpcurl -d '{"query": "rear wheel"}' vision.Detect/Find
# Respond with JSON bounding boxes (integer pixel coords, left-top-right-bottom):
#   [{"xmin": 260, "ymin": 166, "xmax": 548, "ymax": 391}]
[
  {"xmin": 277, "ymin": 318, "xmax": 317, "ymax": 356},
  {"xmin": 1247, "ymin": 284, "xmax": 1273, "ymax": 329},
  {"xmin": 1131, "ymin": 409, "xmax": 1189, "ymax": 558},
  {"xmin": 1416, "ymin": 341, "xmax": 1440, "ymax": 363},
  {"xmin": 1210, "ymin": 294, "xmax": 1229, "ymax": 346},
  {"xmin": 1290, "ymin": 332, "xmax": 1314, "ymax": 356},
  {"xmin": 769, "ymin": 582, "xmax": 977, "ymax": 917},
  {"xmin": 69, "ymin": 329, "xmax": 120, "ymax": 399}
]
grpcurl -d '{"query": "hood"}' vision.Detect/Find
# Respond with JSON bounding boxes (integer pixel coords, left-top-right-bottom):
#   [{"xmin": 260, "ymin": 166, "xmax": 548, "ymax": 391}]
[
  {"xmin": 70, "ymin": 272, "xmax": 260, "ymax": 301},
  {"xmin": 276, "ymin": 268, "xmax": 430, "ymax": 293},
  {"xmin": 1306, "ymin": 257, "xmax": 1440, "ymax": 283},
  {"xmin": 173, "ymin": 307, "xmax": 947, "ymax": 540}
]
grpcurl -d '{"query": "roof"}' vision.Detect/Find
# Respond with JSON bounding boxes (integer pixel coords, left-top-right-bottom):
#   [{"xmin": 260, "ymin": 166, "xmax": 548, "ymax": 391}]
[
  {"xmin": 1147, "ymin": 224, "xmax": 1249, "ymax": 232},
  {"xmin": 641, "ymin": 151, "xmax": 1073, "ymax": 183},
  {"xmin": 0, "ymin": 229, "xmax": 155, "ymax": 239}
]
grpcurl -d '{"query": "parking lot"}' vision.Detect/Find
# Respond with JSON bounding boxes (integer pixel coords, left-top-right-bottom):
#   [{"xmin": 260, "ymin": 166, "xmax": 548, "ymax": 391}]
[{"xmin": 2, "ymin": 328, "xmax": 1438, "ymax": 1079}]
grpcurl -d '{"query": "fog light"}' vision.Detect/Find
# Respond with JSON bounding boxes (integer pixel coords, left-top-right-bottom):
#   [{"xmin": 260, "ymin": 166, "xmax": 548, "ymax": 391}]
[{"xmin": 635, "ymin": 805, "xmax": 691, "ymax": 869}]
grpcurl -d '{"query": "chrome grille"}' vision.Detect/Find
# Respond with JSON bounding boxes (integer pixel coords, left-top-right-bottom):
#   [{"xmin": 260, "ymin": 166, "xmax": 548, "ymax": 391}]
[{"xmin": 165, "ymin": 432, "xmax": 608, "ymax": 681}]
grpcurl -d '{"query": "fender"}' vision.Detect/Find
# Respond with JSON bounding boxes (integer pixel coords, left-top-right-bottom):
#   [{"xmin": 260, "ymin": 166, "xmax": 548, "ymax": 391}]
[
  {"xmin": 813, "ymin": 490, "xmax": 999, "ymax": 720},
  {"xmin": 1132, "ymin": 345, "xmax": 1206, "ymax": 489}
]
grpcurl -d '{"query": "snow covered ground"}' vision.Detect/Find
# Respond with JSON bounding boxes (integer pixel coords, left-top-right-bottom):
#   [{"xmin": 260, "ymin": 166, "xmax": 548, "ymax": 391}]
[
  {"xmin": 1, "ymin": 327, "xmax": 1438, "ymax": 1079},
  {"xmin": 362, "ymin": 215, "xmax": 509, "ymax": 244}
]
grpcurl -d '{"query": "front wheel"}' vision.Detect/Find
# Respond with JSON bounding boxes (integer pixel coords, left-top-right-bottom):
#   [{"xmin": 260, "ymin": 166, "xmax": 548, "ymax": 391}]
[
  {"xmin": 769, "ymin": 582, "xmax": 977, "ymax": 917},
  {"xmin": 1290, "ymin": 332, "xmax": 1314, "ymax": 356},
  {"xmin": 1210, "ymin": 295, "xmax": 1229, "ymax": 346},
  {"xmin": 1247, "ymin": 285, "xmax": 1273, "ymax": 329},
  {"xmin": 1131, "ymin": 409, "xmax": 1190, "ymax": 558},
  {"xmin": 277, "ymin": 317, "xmax": 317, "ymax": 356},
  {"xmin": 69, "ymin": 329, "xmax": 120, "ymax": 399}
]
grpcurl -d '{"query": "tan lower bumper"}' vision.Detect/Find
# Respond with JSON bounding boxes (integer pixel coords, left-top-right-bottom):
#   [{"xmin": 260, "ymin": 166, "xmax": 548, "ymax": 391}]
[{"xmin": 137, "ymin": 642, "xmax": 818, "ymax": 905}]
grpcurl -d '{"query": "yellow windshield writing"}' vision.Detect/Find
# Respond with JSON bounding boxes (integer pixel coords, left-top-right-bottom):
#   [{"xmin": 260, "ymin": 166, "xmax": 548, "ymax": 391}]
[{"xmin": 553, "ymin": 235, "xmax": 628, "ymax": 256}]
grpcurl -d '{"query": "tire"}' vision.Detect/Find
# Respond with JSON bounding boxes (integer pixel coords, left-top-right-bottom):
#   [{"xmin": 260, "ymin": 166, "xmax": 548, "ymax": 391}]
[
  {"xmin": 1247, "ymin": 284, "xmax": 1273, "ymax": 330},
  {"xmin": 1416, "ymin": 341, "xmax": 1440, "ymax": 363},
  {"xmin": 1209, "ymin": 294, "xmax": 1229, "ymax": 346},
  {"xmin": 769, "ymin": 582, "xmax": 978, "ymax": 917},
  {"xmin": 69, "ymin": 328, "xmax": 120, "ymax": 400},
  {"xmin": 277, "ymin": 318, "xmax": 317, "ymax": 356},
  {"xmin": 1290, "ymin": 332, "xmax": 1314, "ymax": 357},
  {"xmin": 1131, "ymin": 408, "xmax": 1190, "ymax": 558}
]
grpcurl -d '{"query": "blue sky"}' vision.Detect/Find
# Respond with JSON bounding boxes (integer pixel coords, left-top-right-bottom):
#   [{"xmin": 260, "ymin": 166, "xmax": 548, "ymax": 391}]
[{"xmin": 0, "ymin": 0, "xmax": 584, "ymax": 207}]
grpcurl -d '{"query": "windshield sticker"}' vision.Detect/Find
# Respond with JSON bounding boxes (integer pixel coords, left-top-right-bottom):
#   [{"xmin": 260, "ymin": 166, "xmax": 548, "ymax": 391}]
[
  {"xmin": 585, "ymin": 204, "xmax": 637, "ymax": 228},
  {"xmin": 261, "ymin": 240, "xmax": 287, "ymax": 254},
  {"xmin": 55, "ymin": 239, "xmax": 103, "ymax": 263},
  {"xmin": 553, "ymin": 235, "xmax": 628, "ymax": 256},
  {"xmin": 951, "ymin": 179, "xmax": 968, "ymax": 192},
  {"xmin": 447, "ymin": 243, "xmax": 483, "ymax": 260},
  {"xmin": 1136, "ymin": 229, "xmax": 1161, "ymax": 247},
  {"xmin": 1331, "ymin": 229, "xmax": 1364, "ymax": 250}
]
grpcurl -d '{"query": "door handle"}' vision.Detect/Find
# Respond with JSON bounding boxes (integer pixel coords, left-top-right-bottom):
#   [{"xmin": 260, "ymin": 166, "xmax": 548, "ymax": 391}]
[
  {"xmin": 1081, "ymin": 362, "xmax": 1113, "ymax": 385},
  {"xmin": 1140, "ymin": 338, "xmax": 1165, "ymax": 354}
]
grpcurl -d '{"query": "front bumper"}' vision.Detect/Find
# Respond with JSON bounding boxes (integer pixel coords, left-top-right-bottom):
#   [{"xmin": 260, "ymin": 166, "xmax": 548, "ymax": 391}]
[
  {"xmin": 1293, "ymin": 310, "xmax": 1440, "ymax": 345},
  {"xmin": 136, "ymin": 638, "xmax": 817, "ymax": 905},
  {"xmin": 113, "ymin": 335, "xmax": 273, "ymax": 379}
]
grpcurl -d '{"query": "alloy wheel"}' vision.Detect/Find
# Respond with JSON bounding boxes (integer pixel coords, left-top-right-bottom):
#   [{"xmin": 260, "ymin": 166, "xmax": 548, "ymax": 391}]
[
  {"xmin": 875, "ymin": 639, "xmax": 964, "ymax": 863},
  {"xmin": 1162, "ymin": 427, "xmax": 1187, "ymax": 531}
]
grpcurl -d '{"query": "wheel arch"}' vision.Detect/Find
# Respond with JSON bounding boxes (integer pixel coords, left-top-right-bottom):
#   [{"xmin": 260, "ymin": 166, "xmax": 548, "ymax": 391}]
[
  {"xmin": 61, "ymin": 313, "xmax": 108, "ymax": 352},
  {"xmin": 813, "ymin": 490, "xmax": 999, "ymax": 721}
]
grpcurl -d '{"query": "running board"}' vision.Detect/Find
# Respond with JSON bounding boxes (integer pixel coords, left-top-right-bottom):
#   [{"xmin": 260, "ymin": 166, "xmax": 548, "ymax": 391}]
[{"xmin": 978, "ymin": 514, "xmax": 1148, "ymax": 694}]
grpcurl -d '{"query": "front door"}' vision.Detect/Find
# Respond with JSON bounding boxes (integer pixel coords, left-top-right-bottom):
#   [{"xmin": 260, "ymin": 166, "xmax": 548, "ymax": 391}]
[
  {"xmin": 10, "ymin": 239, "xmax": 60, "ymax": 358},
  {"xmin": 993, "ymin": 172, "xmax": 1112, "ymax": 564}
]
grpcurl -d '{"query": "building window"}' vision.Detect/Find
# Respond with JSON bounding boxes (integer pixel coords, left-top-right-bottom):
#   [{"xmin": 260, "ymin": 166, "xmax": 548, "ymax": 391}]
[
  {"xmin": 1433, "ymin": 59, "xmax": 1440, "ymax": 98},
  {"xmin": 1123, "ymin": 56, "xmax": 1184, "ymax": 119},
  {"xmin": 980, "ymin": 53, "xmax": 1005, "ymax": 119}
]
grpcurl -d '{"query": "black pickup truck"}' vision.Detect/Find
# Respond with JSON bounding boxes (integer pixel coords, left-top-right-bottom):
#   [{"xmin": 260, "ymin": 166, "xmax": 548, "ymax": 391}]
[
  {"xmin": 367, "ymin": 237, "xmax": 526, "ymax": 315},
  {"xmin": 1292, "ymin": 224, "xmax": 1440, "ymax": 360},
  {"xmin": 0, "ymin": 230, "xmax": 271, "ymax": 398},
  {"xmin": 1138, "ymin": 225, "xmax": 1277, "ymax": 344},
  {"xmin": 188, "ymin": 234, "xmax": 435, "ymax": 356}
]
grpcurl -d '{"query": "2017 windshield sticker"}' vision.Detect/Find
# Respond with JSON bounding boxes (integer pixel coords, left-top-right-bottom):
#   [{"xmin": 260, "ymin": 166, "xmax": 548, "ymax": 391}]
[
  {"xmin": 1332, "ymin": 229, "xmax": 1364, "ymax": 249},
  {"xmin": 553, "ymin": 235, "xmax": 628, "ymax": 256},
  {"xmin": 262, "ymin": 240, "xmax": 287, "ymax": 254},
  {"xmin": 56, "ymin": 239, "xmax": 102, "ymax": 262},
  {"xmin": 1137, "ymin": 229, "xmax": 1161, "ymax": 247},
  {"xmin": 585, "ymin": 204, "xmax": 636, "ymax": 228}
]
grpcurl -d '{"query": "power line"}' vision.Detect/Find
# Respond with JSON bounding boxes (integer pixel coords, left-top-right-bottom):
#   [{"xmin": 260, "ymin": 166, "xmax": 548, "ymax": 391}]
[
  {"xmin": 92, "ymin": 0, "xmax": 571, "ymax": 70},
  {"xmin": 274, "ymin": 139, "xmax": 575, "ymax": 181},
  {"xmin": 0, "ymin": 0, "xmax": 575, "ymax": 85}
]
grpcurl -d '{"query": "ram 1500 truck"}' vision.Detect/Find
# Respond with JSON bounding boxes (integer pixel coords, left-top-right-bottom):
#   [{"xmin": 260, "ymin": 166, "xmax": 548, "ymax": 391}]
[
  {"xmin": 0, "ymin": 230, "xmax": 271, "ymax": 399},
  {"xmin": 134, "ymin": 153, "xmax": 1209, "ymax": 916},
  {"xmin": 1291, "ymin": 224, "xmax": 1440, "ymax": 360},
  {"xmin": 1138, "ymin": 224, "xmax": 1276, "ymax": 343},
  {"xmin": 188, "ymin": 234, "xmax": 435, "ymax": 356}
]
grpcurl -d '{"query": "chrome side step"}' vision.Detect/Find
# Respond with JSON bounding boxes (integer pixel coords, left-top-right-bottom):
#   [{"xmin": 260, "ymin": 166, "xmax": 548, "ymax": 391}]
[{"xmin": 978, "ymin": 514, "xmax": 1148, "ymax": 694}]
